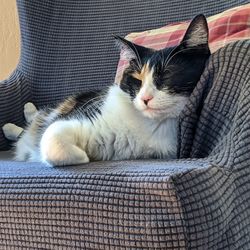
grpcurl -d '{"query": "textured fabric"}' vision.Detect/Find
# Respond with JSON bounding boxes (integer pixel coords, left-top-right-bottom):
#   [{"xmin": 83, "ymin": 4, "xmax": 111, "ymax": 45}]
[
  {"xmin": 177, "ymin": 40, "xmax": 250, "ymax": 249},
  {"xmin": 0, "ymin": 0, "xmax": 248, "ymax": 150},
  {"xmin": 0, "ymin": 159, "xmax": 210, "ymax": 249},
  {"xmin": 115, "ymin": 3, "xmax": 250, "ymax": 83}
]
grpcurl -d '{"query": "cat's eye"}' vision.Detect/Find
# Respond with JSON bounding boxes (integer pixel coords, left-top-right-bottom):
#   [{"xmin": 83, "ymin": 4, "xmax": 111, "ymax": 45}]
[
  {"xmin": 154, "ymin": 78, "xmax": 163, "ymax": 89},
  {"xmin": 131, "ymin": 77, "xmax": 142, "ymax": 86}
]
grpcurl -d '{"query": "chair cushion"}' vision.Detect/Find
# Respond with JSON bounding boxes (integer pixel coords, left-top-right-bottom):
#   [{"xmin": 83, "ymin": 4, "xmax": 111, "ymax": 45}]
[{"xmin": 0, "ymin": 158, "xmax": 210, "ymax": 249}]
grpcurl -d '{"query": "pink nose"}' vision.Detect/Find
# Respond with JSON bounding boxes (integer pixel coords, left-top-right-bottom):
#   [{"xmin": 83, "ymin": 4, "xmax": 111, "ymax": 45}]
[{"xmin": 141, "ymin": 95, "xmax": 153, "ymax": 106}]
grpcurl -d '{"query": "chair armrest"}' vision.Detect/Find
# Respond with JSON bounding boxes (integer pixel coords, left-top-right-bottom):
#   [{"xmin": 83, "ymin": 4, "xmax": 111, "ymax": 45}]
[{"xmin": 171, "ymin": 162, "xmax": 237, "ymax": 249}]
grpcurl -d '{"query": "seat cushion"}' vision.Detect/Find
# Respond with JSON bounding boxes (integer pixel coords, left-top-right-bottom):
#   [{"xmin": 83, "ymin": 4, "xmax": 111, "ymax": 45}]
[{"xmin": 0, "ymin": 159, "xmax": 210, "ymax": 249}]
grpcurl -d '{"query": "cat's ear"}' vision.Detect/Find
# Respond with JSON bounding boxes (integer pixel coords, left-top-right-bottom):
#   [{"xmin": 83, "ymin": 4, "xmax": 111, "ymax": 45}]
[
  {"xmin": 180, "ymin": 14, "xmax": 209, "ymax": 48},
  {"xmin": 113, "ymin": 35, "xmax": 153, "ymax": 62}
]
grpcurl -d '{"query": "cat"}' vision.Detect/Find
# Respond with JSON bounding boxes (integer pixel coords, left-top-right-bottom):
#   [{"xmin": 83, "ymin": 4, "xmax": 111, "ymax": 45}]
[{"xmin": 2, "ymin": 14, "xmax": 210, "ymax": 166}]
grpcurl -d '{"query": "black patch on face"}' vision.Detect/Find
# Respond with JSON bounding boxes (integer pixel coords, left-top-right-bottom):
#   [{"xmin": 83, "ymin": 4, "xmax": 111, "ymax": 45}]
[
  {"xmin": 151, "ymin": 47, "xmax": 210, "ymax": 95},
  {"xmin": 120, "ymin": 59, "xmax": 142, "ymax": 99}
]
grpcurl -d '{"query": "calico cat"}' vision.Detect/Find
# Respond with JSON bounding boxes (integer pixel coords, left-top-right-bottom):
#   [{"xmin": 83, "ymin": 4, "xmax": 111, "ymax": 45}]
[{"xmin": 2, "ymin": 14, "xmax": 210, "ymax": 166}]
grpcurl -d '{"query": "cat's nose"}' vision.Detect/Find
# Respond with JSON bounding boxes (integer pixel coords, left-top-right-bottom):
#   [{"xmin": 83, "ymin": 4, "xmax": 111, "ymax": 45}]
[{"xmin": 141, "ymin": 95, "xmax": 153, "ymax": 106}]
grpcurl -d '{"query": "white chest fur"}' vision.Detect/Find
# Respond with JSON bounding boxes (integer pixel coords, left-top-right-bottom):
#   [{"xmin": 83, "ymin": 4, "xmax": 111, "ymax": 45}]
[{"xmin": 85, "ymin": 85, "xmax": 177, "ymax": 161}]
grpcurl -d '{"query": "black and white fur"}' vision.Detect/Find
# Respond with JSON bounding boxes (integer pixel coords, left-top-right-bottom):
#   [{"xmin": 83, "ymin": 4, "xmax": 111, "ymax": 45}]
[{"xmin": 2, "ymin": 15, "xmax": 210, "ymax": 166}]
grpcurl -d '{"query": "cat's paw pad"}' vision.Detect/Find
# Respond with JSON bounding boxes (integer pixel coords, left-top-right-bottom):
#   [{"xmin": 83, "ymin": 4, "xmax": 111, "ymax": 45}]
[
  {"xmin": 2, "ymin": 123, "xmax": 23, "ymax": 141},
  {"xmin": 24, "ymin": 102, "xmax": 37, "ymax": 123}
]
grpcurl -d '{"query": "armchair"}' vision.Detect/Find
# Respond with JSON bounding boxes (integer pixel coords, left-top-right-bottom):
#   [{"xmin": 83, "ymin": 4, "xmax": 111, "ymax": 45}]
[{"xmin": 0, "ymin": 0, "xmax": 249, "ymax": 249}]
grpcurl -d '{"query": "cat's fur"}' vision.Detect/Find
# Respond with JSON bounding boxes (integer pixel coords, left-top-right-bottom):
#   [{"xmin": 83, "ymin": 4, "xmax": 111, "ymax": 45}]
[{"xmin": 2, "ymin": 15, "xmax": 210, "ymax": 166}]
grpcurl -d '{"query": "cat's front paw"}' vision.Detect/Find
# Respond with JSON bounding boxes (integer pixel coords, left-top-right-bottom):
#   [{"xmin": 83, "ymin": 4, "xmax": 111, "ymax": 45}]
[
  {"xmin": 42, "ymin": 148, "xmax": 90, "ymax": 167},
  {"xmin": 40, "ymin": 134, "xmax": 90, "ymax": 166},
  {"xmin": 24, "ymin": 102, "xmax": 37, "ymax": 123},
  {"xmin": 2, "ymin": 123, "xmax": 24, "ymax": 141},
  {"xmin": 40, "ymin": 120, "xmax": 90, "ymax": 166}
]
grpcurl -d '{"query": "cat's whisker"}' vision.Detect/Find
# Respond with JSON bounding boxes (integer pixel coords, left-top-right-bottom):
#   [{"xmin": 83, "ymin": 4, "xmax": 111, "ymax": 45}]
[
  {"xmin": 129, "ymin": 43, "xmax": 142, "ymax": 68},
  {"xmin": 163, "ymin": 36, "xmax": 207, "ymax": 67},
  {"xmin": 164, "ymin": 47, "xmax": 196, "ymax": 68},
  {"xmin": 77, "ymin": 95, "xmax": 105, "ymax": 110},
  {"xmin": 152, "ymin": 119, "xmax": 167, "ymax": 135},
  {"xmin": 162, "ymin": 46, "xmax": 177, "ymax": 67}
]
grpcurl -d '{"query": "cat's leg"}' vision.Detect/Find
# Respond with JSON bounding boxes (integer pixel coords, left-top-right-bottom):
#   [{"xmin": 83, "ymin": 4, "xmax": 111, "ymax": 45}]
[
  {"xmin": 24, "ymin": 102, "xmax": 38, "ymax": 123},
  {"xmin": 2, "ymin": 123, "xmax": 24, "ymax": 141},
  {"xmin": 40, "ymin": 120, "xmax": 90, "ymax": 166}
]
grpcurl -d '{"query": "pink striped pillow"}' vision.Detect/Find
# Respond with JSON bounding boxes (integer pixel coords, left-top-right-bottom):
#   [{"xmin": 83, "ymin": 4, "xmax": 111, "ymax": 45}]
[{"xmin": 115, "ymin": 4, "xmax": 250, "ymax": 83}]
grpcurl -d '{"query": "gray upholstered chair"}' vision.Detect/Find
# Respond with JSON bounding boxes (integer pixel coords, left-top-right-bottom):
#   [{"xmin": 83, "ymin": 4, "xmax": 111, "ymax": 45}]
[{"xmin": 0, "ymin": 0, "xmax": 249, "ymax": 249}]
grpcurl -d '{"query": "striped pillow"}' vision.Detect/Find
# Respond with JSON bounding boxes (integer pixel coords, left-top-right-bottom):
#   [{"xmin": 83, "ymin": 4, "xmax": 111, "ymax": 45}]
[{"xmin": 115, "ymin": 3, "xmax": 250, "ymax": 83}]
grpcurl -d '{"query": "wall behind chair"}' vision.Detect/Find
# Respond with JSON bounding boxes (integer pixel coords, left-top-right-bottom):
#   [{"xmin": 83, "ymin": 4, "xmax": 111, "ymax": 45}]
[{"xmin": 0, "ymin": 0, "xmax": 20, "ymax": 81}]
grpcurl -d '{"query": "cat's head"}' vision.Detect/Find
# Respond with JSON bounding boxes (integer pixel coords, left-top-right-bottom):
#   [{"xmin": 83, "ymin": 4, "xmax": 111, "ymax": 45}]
[{"xmin": 114, "ymin": 14, "xmax": 210, "ymax": 120}]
